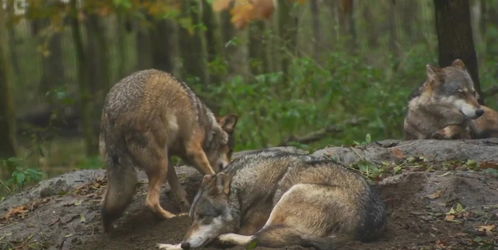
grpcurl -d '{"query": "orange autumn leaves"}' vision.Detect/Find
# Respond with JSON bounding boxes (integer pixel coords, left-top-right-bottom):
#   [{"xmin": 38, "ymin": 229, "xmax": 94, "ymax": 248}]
[{"xmin": 213, "ymin": 0, "xmax": 306, "ymax": 28}]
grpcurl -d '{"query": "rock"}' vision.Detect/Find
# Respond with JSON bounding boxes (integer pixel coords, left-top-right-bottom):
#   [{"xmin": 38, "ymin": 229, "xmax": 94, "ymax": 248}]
[{"xmin": 312, "ymin": 138, "xmax": 498, "ymax": 165}]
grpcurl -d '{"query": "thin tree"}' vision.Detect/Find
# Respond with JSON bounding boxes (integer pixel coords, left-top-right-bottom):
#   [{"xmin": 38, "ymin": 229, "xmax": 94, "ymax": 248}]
[
  {"xmin": 278, "ymin": 0, "xmax": 298, "ymax": 76},
  {"xmin": 0, "ymin": 6, "xmax": 17, "ymax": 173},
  {"xmin": 434, "ymin": 0, "xmax": 482, "ymax": 103},
  {"xmin": 70, "ymin": 0, "xmax": 98, "ymax": 156},
  {"xmin": 179, "ymin": 0, "xmax": 210, "ymax": 84}
]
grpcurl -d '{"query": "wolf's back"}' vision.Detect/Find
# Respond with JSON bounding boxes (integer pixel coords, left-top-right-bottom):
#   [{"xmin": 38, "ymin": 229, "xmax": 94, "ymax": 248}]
[{"xmin": 226, "ymin": 151, "xmax": 386, "ymax": 243}]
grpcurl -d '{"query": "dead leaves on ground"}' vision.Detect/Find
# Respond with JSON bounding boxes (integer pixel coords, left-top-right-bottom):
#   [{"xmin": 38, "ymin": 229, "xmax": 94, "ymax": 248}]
[
  {"xmin": 1, "ymin": 178, "xmax": 106, "ymax": 223},
  {"xmin": 74, "ymin": 177, "xmax": 106, "ymax": 197},
  {"xmin": 1, "ymin": 198, "xmax": 51, "ymax": 222}
]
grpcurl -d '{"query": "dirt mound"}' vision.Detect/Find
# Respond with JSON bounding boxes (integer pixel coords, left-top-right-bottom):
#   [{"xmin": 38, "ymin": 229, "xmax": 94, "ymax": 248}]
[{"xmin": 1, "ymin": 142, "xmax": 498, "ymax": 249}]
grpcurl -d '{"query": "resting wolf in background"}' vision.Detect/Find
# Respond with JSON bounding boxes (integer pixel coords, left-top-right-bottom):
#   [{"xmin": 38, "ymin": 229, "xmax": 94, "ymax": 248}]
[
  {"xmin": 100, "ymin": 69, "xmax": 238, "ymax": 232},
  {"xmin": 158, "ymin": 150, "xmax": 386, "ymax": 250},
  {"xmin": 404, "ymin": 59, "xmax": 498, "ymax": 139}
]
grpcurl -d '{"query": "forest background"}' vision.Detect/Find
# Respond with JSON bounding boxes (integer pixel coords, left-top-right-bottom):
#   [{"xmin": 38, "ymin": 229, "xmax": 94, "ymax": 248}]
[{"xmin": 0, "ymin": 0, "xmax": 497, "ymax": 195}]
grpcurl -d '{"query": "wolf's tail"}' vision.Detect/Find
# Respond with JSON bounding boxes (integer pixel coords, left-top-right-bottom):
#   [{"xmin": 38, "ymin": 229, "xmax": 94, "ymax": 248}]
[{"xmin": 100, "ymin": 124, "xmax": 137, "ymax": 232}]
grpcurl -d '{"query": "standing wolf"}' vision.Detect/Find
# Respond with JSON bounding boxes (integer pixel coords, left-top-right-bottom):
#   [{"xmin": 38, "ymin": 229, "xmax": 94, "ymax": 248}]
[
  {"xmin": 404, "ymin": 59, "xmax": 498, "ymax": 139},
  {"xmin": 158, "ymin": 150, "xmax": 386, "ymax": 249},
  {"xmin": 100, "ymin": 69, "xmax": 238, "ymax": 232}
]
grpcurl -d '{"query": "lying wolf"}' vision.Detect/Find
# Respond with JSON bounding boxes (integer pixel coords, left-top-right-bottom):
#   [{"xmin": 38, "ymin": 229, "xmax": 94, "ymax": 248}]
[
  {"xmin": 158, "ymin": 150, "xmax": 386, "ymax": 249},
  {"xmin": 100, "ymin": 69, "xmax": 238, "ymax": 232},
  {"xmin": 404, "ymin": 59, "xmax": 498, "ymax": 139}
]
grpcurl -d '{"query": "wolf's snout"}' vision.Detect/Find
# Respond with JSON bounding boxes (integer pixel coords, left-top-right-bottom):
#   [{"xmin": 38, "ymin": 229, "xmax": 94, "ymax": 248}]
[
  {"xmin": 476, "ymin": 109, "xmax": 484, "ymax": 118},
  {"xmin": 180, "ymin": 242, "xmax": 190, "ymax": 249}
]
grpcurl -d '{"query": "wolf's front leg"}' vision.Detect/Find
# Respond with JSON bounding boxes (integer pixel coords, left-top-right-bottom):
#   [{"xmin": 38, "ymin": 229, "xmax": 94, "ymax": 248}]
[
  {"xmin": 186, "ymin": 143, "xmax": 216, "ymax": 174},
  {"xmin": 218, "ymin": 233, "xmax": 256, "ymax": 245},
  {"xmin": 157, "ymin": 243, "xmax": 182, "ymax": 250}
]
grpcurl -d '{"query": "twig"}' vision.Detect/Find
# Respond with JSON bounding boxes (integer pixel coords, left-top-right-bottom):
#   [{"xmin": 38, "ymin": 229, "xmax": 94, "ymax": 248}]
[{"xmin": 279, "ymin": 118, "xmax": 366, "ymax": 146}]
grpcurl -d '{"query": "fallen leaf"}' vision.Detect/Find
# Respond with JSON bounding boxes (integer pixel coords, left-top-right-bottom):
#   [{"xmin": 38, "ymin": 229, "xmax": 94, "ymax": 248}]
[
  {"xmin": 477, "ymin": 224, "xmax": 496, "ymax": 233},
  {"xmin": 427, "ymin": 190, "xmax": 443, "ymax": 199},
  {"xmin": 390, "ymin": 148, "xmax": 405, "ymax": 159},
  {"xmin": 2, "ymin": 205, "xmax": 29, "ymax": 220},
  {"xmin": 445, "ymin": 214, "xmax": 456, "ymax": 222},
  {"xmin": 435, "ymin": 239, "xmax": 448, "ymax": 248},
  {"xmin": 479, "ymin": 161, "xmax": 498, "ymax": 169}
]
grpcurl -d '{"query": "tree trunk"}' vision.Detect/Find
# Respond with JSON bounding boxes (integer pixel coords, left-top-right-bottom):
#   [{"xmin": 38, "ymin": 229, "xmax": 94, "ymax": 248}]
[
  {"xmin": 389, "ymin": 0, "xmax": 401, "ymax": 68},
  {"xmin": 0, "ymin": 6, "xmax": 16, "ymax": 177},
  {"xmin": 70, "ymin": 0, "xmax": 97, "ymax": 156},
  {"xmin": 135, "ymin": 20, "xmax": 152, "ymax": 70},
  {"xmin": 219, "ymin": 11, "xmax": 250, "ymax": 76},
  {"xmin": 116, "ymin": 12, "xmax": 129, "ymax": 78},
  {"xmin": 338, "ymin": 0, "xmax": 357, "ymax": 52},
  {"xmin": 202, "ymin": 0, "xmax": 223, "ymax": 62},
  {"xmin": 85, "ymin": 14, "xmax": 110, "ymax": 94},
  {"xmin": 6, "ymin": 0, "xmax": 19, "ymax": 77},
  {"xmin": 310, "ymin": 0, "xmax": 322, "ymax": 60},
  {"xmin": 434, "ymin": 0, "xmax": 482, "ymax": 103},
  {"xmin": 150, "ymin": 19, "xmax": 175, "ymax": 73},
  {"xmin": 202, "ymin": 0, "xmax": 224, "ymax": 82},
  {"xmin": 179, "ymin": 0, "xmax": 209, "ymax": 85},
  {"xmin": 40, "ymin": 31, "xmax": 65, "ymax": 95},
  {"xmin": 278, "ymin": 0, "xmax": 298, "ymax": 76},
  {"xmin": 248, "ymin": 21, "xmax": 266, "ymax": 75}
]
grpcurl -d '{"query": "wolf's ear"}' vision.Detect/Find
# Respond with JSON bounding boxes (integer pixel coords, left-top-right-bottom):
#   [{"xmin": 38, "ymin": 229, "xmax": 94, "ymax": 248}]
[
  {"xmin": 219, "ymin": 114, "xmax": 238, "ymax": 134},
  {"xmin": 426, "ymin": 64, "xmax": 443, "ymax": 83},
  {"xmin": 451, "ymin": 59, "xmax": 466, "ymax": 70},
  {"xmin": 216, "ymin": 173, "xmax": 232, "ymax": 195}
]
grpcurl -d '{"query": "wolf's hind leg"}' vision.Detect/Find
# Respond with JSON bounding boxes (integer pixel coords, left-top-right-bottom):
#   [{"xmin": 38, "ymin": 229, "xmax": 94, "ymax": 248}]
[
  {"xmin": 101, "ymin": 155, "xmax": 137, "ymax": 232},
  {"xmin": 252, "ymin": 183, "xmax": 354, "ymax": 249},
  {"xmin": 166, "ymin": 165, "xmax": 190, "ymax": 211}
]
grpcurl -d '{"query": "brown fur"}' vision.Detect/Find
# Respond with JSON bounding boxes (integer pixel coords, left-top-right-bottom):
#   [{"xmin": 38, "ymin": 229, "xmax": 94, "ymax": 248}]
[
  {"xmin": 100, "ymin": 69, "xmax": 237, "ymax": 232},
  {"xmin": 471, "ymin": 105, "xmax": 498, "ymax": 138}
]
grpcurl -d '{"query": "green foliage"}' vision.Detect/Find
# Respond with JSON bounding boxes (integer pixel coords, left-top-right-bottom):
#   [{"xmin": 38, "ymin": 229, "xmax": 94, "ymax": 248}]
[
  {"xmin": 1, "ymin": 157, "xmax": 44, "ymax": 195},
  {"xmin": 204, "ymin": 48, "xmax": 433, "ymax": 151},
  {"xmin": 77, "ymin": 156, "xmax": 103, "ymax": 169},
  {"xmin": 113, "ymin": 0, "xmax": 133, "ymax": 10}
]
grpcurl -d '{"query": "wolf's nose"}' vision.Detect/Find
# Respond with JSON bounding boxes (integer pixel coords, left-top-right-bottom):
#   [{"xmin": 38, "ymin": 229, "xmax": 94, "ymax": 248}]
[
  {"xmin": 476, "ymin": 109, "xmax": 484, "ymax": 118},
  {"xmin": 181, "ymin": 242, "xmax": 190, "ymax": 249}
]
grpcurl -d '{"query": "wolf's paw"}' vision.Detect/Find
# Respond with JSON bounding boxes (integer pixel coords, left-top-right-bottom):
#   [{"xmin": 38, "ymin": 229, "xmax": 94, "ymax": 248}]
[
  {"xmin": 179, "ymin": 200, "xmax": 191, "ymax": 211},
  {"xmin": 157, "ymin": 243, "xmax": 182, "ymax": 250}
]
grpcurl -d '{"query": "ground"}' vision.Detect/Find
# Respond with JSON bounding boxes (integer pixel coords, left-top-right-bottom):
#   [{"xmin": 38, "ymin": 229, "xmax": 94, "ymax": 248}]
[{"xmin": 1, "ymin": 140, "xmax": 498, "ymax": 249}]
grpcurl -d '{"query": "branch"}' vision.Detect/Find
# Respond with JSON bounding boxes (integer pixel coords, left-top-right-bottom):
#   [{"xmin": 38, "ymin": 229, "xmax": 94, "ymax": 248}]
[
  {"xmin": 279, "ymin": 118, "xmax": 366, "ymax": 146},
  {"xmin": 482, "ymin": 86, "xmax": 498, "ymax": 98}
]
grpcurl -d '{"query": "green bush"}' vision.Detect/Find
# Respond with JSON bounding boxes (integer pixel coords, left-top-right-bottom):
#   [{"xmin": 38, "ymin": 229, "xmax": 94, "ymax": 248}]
[
  {"xmin": 202, "ymin": 47, "xmax": 434, "ymax": 151},
  {"xmin": 1, "ymin": 157, "xmax": 45, "ymax": 196}
]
